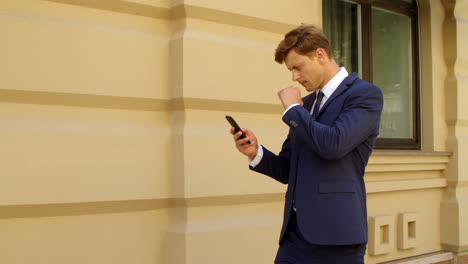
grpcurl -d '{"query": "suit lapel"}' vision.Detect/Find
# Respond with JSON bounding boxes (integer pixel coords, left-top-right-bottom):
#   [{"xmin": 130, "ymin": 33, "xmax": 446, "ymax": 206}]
[{"xmin": 316, "ymin": 73, "xmax": 359, "ymax": 117}]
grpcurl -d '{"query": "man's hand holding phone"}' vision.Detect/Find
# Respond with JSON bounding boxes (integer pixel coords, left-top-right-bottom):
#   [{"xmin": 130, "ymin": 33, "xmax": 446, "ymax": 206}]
[{"xmin": 226, "ymin": 116, "xmax": 258, "ymax": 160}]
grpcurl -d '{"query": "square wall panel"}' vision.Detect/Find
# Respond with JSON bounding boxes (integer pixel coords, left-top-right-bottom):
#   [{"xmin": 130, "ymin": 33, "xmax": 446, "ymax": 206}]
[
  {"xmin": 398, "ymin": 212, "xmax": 419, "ymax": 250},
  {"xmin": 369, "ymin": 215, "xmax": 394, "ymax": 255}
]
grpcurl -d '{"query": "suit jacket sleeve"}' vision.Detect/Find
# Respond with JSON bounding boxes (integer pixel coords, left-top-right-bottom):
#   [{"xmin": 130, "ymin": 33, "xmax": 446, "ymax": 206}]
[
  {"xmin": 249, "ymin": 132, "xmax": 292, "ymax": 184},
  {"xmin": 282, "ymin": 83, "xmax": 383, "ymax": 160}
]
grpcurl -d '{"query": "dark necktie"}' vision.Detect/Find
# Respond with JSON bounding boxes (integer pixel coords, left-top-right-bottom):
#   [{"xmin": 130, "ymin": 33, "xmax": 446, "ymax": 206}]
[{"xmin": 312, "ymin": 91, "xmax": 324, "ymax": 117}]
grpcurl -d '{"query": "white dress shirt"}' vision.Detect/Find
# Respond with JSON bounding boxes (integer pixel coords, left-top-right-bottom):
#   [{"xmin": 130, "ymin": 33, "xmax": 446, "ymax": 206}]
[{"xmin": 249, "ymin": 67, "xmax": 349, "ymax": 167}]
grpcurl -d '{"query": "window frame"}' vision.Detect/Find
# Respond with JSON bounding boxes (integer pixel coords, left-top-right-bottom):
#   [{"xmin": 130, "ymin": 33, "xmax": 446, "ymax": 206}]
[{"xmin": 324, "ymin": 0, "xmax": 421, "ymax": 149}]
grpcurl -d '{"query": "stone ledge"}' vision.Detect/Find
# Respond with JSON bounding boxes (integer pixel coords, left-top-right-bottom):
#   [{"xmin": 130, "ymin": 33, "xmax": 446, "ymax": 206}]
[
  {"xmin": 367, "ymin": 152, "xmax": 450, "ymax": 173},
  {"xmin": 378, "ymin": 252, "xmax": 453, "ymax": 264},
  {"xmin": 366, "ymin": 178, "xmax": 447, "ymax": 193}
]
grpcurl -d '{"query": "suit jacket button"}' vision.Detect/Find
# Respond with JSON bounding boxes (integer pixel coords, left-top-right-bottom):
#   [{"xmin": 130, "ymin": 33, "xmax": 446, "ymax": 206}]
[{"xmin": 290, "ymin": 120, "xmax": 298, "ymax": 127}]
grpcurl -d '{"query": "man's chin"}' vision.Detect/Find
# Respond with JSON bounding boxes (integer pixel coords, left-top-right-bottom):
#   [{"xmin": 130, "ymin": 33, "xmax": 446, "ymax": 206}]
[{"xmin": 305, "ymin": 86, "xmax": 317, "ymax": 92}]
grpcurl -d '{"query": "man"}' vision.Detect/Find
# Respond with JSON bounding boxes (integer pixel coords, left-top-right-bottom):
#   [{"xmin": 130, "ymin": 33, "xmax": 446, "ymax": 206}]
[{"xmin": 230, "ymin": 24, "xmax": 383, "ymax": 263}]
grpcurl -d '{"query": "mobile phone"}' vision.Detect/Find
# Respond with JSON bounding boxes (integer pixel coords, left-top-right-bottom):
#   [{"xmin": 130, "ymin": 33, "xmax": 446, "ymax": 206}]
[{"xmin": 225, "ymin": 115, "xmax": 251, "ymax": 144}]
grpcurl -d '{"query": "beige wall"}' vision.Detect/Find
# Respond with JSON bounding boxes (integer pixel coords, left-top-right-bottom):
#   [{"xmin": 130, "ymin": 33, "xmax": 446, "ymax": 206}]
[{"xmin": 0, "ymin": 0, "xmax": 465, "ymax": 263}]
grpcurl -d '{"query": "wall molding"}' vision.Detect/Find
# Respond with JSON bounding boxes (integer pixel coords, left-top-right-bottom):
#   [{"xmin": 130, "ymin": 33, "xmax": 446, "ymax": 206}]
[
  {"xmin": 44, "ymin": 0, "xmax": 295, "ymax": 34},
  {"xmin": 366, "ymin": 178, "xmax": 447, "ymax": 194},
  {"xmin": 0, "ymin": 199, "xmax": 171, "ymax": 219},
  {"xmin": 172, "ymin": 4, "xmax": 294, "ymax": 34},
  {"xmin": 368, "ymin": 151, "xmax": 450, "ymax": 172},
  {"xmin": 0, "ymin": 173, "xmax": 448, "ymax": 218},
  {"xmin": 0, "ymin": 89, "xmax": 282, "ymax": 113},
  {"xmin": 0, "ymin": 194, "xmax": 284, "ymax": 219},
  {"xmin": 45, "ymin": 0, "xmax": 171, "ymax": 19},
  {"xmin": 5, "ymin": 89, "xmax": 467, "ymax": 128},
  {"xmin": 0, "ymin": 89, "xmax": 171, "ymax": 111}
]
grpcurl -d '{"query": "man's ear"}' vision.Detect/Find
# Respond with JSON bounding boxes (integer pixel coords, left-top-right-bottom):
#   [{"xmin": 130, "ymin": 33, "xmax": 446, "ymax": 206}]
[{"xmin": 315, "ymin": 48, "xmax": 327, "ymax": 64}]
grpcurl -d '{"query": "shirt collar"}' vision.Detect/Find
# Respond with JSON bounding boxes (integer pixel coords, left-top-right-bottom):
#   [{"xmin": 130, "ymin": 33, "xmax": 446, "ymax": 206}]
[{"xmin": 317, "ymin": 67, "xmax": 349, "ymax": 98}]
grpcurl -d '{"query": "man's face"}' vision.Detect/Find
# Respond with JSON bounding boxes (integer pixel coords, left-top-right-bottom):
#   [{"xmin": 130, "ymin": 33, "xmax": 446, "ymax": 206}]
[{"xmin": 284, "ymin": 49, "xmax": 324, "ymax": 92}]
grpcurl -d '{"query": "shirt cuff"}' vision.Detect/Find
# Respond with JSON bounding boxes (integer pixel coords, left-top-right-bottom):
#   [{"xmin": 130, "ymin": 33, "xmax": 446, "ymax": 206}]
[
  {"xmin": 283, "ymin": 103, "xmax": 300, "ymax": 116},
  {"xmin": 248, "ymin": 144, "xmax": 263, "ymax": 167}
]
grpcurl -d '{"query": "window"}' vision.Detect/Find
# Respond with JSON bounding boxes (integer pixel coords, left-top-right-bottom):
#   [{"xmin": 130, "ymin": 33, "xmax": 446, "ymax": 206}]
[{"xmin": 323, "ymin": 0, "xmax": 420, "ymax": 149}]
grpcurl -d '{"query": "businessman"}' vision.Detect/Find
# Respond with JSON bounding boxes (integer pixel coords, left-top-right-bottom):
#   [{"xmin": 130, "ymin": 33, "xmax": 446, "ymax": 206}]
[{"xmin": 231, "ymin": 24, "xmax": 383, "ymax": 263}]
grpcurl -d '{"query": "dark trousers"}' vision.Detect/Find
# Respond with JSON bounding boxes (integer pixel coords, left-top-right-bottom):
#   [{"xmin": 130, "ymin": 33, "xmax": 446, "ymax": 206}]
[{"xmin": 274, "ymin": 210, "xmax": 366, "ymax": 264}]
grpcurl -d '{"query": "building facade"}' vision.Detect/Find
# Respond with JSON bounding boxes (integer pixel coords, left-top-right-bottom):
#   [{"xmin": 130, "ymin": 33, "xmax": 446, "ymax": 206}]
[{"xmin": 0, "ymin": 0, "xmax": 467, "ymax": 263}]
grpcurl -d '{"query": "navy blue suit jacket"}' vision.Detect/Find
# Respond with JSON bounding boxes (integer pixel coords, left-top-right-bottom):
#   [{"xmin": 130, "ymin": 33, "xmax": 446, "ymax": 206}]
[{"xmin": 251, "ymin": 73, "xmax": 383, "ymax": 245}]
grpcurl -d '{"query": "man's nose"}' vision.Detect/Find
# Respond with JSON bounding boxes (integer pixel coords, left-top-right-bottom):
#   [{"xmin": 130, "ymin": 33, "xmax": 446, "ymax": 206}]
[{"xmin": 292, "ymin": 71, "xmax": 300, "ymax": 82}]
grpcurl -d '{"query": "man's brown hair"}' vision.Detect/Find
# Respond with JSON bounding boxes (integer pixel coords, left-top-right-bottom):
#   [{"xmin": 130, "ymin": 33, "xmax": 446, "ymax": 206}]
[{"xmin": 274, "ymin": 24, "xmax": 333, "ymax": 64}]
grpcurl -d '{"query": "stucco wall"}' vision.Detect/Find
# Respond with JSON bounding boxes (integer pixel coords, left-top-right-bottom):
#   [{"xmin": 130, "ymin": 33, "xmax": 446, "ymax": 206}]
[{"xmin": 0, "ymin": 0, "xmax": 463, "ymax": 263}]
